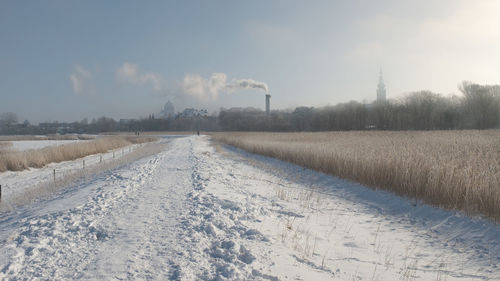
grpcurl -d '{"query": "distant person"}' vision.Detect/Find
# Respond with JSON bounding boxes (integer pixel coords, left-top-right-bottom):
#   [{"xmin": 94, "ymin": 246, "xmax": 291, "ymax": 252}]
[{"xmin": 197, "ymin": 130, "xmax": 200, "ymax": 136}]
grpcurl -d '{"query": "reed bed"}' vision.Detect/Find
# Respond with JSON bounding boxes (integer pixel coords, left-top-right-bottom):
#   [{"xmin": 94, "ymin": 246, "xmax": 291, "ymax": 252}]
[
  {"xmin": 0, "ymin": 141, "xmax": 13, "ymax": 150},
  {"xmin": 0, "ymin": 136, "xmax": 157, "ymax": 172},
  {"xmin": 212, "ymin": 131, "xmax": 500, "ymax": 220}
]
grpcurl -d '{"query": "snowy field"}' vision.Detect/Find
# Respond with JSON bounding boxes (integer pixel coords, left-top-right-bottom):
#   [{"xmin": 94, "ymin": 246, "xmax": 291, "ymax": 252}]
[
  {"xmin": 0, "ymin": 135, "xmax": 499, "ymax": 280},
  {"xmin": 0, "ymin": 139, "xmax": 94, "ymax": 152},
  {"xmin": 8, "ymin": 139, "xmax": 88, "ymax": 151}
]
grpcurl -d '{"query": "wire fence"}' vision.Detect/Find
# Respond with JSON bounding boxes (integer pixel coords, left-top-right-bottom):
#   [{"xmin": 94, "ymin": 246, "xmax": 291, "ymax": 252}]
[{"xmin": 0, "ymin": 142, "xmax": 167, "ymax": 213}]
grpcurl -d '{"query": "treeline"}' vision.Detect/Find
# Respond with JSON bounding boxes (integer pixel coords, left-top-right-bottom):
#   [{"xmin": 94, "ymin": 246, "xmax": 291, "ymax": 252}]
[
  {"xmin": 0, "ymin": 115, "xmax": 219, "ymax": 135},
  {"xmin": 1, "ymin": 81, "xmax": 499, "ymax": 134},
  {"xmin": 117, "ymin": 116, "xmax": 219, "ymax": 132},
  {"xmin": 220, "ymin": 81, "xmax": 500, "ymax": 131}
]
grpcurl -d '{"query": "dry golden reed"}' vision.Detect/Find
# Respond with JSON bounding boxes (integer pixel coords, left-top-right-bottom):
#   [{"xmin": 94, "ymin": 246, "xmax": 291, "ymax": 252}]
[
  {"xmin": 212, "ymin": 131, "xmax": 500, "ymax": 220},
  {"xmin": 0, "ymin": 141, "xmax": 13, "ymax": 149},
  {"xmin": 0, "ymin": 136, "xmax": 157, "ymax": 172}
]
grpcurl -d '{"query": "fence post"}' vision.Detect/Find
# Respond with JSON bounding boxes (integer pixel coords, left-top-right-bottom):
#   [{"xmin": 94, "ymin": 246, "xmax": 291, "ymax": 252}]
[
  {"xmin": 113, "ymin": 151, "xmax": 115, "ymax": 159},
  {"xmin": 53, "ymin": 169, "xmax": 56, "ymax": 182},
  {"xmin": 100, "ymin": 155, "xmax": 103, "ymax": 163},
  {"xmin": 83, "ymin": 160, "xmax": 85, "ymax": 169},
  {"xmin": 0, "ymin": 184, "xmax": 2, "ymax": 201}
]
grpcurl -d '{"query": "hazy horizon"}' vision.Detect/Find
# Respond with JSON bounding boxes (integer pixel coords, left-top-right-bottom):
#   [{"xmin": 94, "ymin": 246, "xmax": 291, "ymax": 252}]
[{"xmin": 1, "ymin": 0, "xmax": 500, "ymax": 123}]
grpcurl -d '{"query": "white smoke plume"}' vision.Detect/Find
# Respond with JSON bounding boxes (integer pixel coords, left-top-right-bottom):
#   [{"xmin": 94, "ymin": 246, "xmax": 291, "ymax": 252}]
[
  {"xmin": 115, "ymin": 62, "xmax": 268, "ymax": 102},
  {"xmin": 181, "ymin": 73, "xmax": 228, "ymax": 102},
  {"xmin": 226, "ymin": 79, "xmax": 269, "ymax": 93},
  {"xmin": 179, "ymin": 73, "xmax": 269, "ymax": 101}
]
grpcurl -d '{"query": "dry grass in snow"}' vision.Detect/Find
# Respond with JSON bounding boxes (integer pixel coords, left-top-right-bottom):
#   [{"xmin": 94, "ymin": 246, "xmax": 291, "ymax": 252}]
[
  {"xmin": 0, "ymin": 141, "xmax": 13, "ymax": 150},
  {"xmin": 212, "ymin": 130, "xmax": 500, "ymax": 221},
  {"xmin": 0, "ymin": 136, "xmax": 157, "ymax": 172}
]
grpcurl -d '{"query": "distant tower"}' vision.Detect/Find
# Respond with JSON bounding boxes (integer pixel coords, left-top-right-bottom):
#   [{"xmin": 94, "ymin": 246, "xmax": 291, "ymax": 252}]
[
  {"xmin": 162, "ymin": 100, "xmax": 175, "ymax": 119},
  {"xmin": 376, "ymin": 69, "xmax": 387, "ymax": 103},
  {"xmin": 265, "ymin": 94, "xmax": 271, "ymax": 115}
]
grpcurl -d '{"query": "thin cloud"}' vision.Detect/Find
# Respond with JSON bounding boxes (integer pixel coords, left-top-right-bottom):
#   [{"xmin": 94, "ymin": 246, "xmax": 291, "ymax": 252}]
[
  {"xmin": 245, "ymin": 21, "xmax": 298, "ymax": 45},
  {"xmin": 116, "ymin": 62, "xmax": 165, "ymax": 92},
  {"xmin": 69, "ymin": 65, "xmax": 95, "ymax": 96}
]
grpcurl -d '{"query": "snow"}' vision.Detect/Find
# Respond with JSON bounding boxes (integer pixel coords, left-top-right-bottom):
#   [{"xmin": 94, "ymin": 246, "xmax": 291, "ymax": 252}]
[
  {"xmin": 9, "ymin": 140, "xmax": 88, "ymax": 151},
  {"xmin": 0, "ymin": 141, "xmax": 147, "ymax": 205},
  {"xmin": 0, "ymin": 135, "xmax": 499, "ymax": 280}
]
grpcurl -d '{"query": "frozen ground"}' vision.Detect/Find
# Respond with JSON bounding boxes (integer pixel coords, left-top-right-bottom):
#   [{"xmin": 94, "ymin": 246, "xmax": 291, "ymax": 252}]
[
  {"xmin": 0, "ymin": 135, "xmax": 498, "ymax": 280},
  {"xmin": 7, "ymin": 140, "xmax": 88, "ymax": 151}
]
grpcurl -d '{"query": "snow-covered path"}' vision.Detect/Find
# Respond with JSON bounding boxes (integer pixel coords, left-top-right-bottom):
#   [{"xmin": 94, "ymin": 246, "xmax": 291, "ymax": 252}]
[
  {"xmin": 0, "ymin": 136, "xmax": 499, "ymax": 280},
  {"xmin": 0, "ymin": 136, "xmax": 270, "ymax": 280},
  {"xmin": 0, "ymin": 137, "xmax": 193, "ymax": 279}
]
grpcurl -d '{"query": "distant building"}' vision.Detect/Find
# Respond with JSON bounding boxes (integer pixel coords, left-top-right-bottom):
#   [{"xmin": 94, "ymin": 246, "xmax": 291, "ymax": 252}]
[
  {"xmin": 38, "ymin": 122, "xmax": 78, "ymax": 134},
  {"xmin": 161, "ymin": 100, "xmax": 175, "ymax": 119},
  {"xmin": 119, "ymin": 119, "xmax": 134, "ymax": 125},
  {"xmin": 376, "ymin": 69, "xmax": 387, "ymax": 103},
  {"xmin": 178, "ymin": 108, "xmax": 208, "ymax": 118},
  {"xmin": 225, "ymin": 107, "xmax": 262, "ymax": 113}
]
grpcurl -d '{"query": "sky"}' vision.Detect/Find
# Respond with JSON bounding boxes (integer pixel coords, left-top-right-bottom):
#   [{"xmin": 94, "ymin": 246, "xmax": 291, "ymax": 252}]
[{"xmin": 1, "ymin": 0, "xmax": 500, "ymax": 123}]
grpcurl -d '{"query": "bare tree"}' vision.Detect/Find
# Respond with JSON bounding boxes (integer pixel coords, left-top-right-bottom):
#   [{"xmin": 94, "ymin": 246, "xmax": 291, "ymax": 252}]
[
  {"xmin": 459, "ymin": 81, "xmax": 500, "ymax": 129},
  {"xmin": 0, "ymin": 112, "xmax": 19, "ymax": 127}
]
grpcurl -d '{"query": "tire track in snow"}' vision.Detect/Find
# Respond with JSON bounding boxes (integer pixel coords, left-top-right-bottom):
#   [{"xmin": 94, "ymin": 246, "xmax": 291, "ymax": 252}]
[{"xmin": 176, "ymin": 140, "xmax": 277, "ymax": 280}]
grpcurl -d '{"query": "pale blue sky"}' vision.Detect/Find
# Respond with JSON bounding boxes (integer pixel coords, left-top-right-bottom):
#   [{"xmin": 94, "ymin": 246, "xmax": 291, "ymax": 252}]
[{"xmin": 1, "ymin": 0, "xmax": 499, "ymax": 123}]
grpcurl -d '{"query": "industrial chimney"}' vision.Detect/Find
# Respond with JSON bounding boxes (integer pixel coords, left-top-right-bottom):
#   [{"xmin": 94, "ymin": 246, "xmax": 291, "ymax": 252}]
[{"xmin": 265, "ymin": 94, "xmax": 271, "ymax": 115}]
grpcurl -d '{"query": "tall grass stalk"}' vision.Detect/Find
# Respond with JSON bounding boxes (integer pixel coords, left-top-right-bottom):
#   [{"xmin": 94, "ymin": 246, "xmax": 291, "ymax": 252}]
[
  {"xmin": 212, "ymin": 131, "xmax": 500, "ymax": 220},
  {"xmin": 0, "ymin": 141, "xmax": 13, "ymax": 150},
  {"xmin": 0, "ymin": 136, "xmax": 156, "ymax": 172}
]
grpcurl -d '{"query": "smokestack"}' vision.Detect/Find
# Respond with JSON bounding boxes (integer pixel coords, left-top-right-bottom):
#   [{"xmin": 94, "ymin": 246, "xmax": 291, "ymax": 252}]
[{"xmin": 265, "ymin": 94, "xmax": 271, "ymax": 115}]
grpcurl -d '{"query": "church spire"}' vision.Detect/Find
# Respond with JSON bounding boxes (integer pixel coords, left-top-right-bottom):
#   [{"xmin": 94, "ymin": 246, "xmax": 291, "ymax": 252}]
[{"xmin": 376, "ymin": 68, "xmax": 386, "ymax": 103}]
